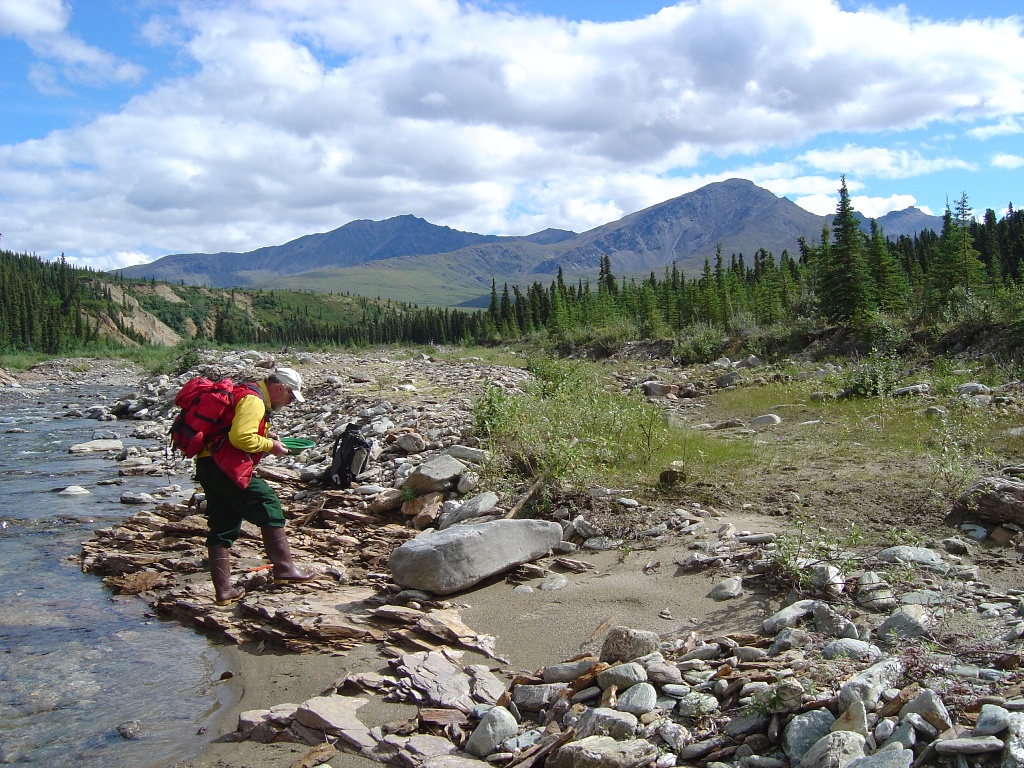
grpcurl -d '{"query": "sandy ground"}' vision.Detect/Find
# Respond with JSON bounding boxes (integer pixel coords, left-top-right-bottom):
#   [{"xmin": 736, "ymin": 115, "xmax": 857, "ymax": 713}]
[{"xmin": 171, "ymin": 511, "xmax": 791, "ymax": 768}]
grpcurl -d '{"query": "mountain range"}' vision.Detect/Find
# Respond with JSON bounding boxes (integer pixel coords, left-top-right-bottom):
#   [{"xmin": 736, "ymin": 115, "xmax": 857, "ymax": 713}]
[{"xmin": 119, "ymin": 178, "xmax": 942, "ymax": 307}]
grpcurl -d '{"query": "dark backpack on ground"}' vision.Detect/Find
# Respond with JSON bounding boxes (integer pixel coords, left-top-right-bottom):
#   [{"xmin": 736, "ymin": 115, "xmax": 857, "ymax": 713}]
[
  {"xmin": 318, "ymin": 423, "xmax": 371, "ymax": 488},
  {"xmin": 169, "ymin": 377, "xmax": 259, "ymax": 457}
]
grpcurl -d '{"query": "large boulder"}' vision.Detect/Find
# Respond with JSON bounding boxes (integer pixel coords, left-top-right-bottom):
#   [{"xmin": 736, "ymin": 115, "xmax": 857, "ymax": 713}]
[{"xmin": 388, "ymin": 519, "xmax": 563, "ymax": 595}]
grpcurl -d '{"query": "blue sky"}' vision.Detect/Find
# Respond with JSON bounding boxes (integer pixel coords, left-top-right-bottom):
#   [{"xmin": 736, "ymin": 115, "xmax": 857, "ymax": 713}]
[{"xmin": 1, "ymin": 0, "xmax": 1022, "ymax": 271}]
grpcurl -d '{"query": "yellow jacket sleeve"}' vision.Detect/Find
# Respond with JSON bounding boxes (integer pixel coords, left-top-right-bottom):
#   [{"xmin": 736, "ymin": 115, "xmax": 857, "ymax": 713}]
[{"xmin": 228, "ymin": 387, "xmax": 274, "ymax": 454}]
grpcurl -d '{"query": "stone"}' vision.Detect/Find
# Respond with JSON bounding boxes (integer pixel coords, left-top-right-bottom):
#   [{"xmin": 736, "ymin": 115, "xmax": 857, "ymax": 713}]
[
  {"xmin": 973, "ymin": 703, "xmax": 1010, "ymax": 736},
  {"xmin": 822, "ymin": 638, "xmax": 882, "ymax": 663},
  {"xmin": 574, "ymin": 707, "xmax": 639, "ymax": 740},
  {"xmin": 600, "ymin": 627, "xmax": 660, "ymax": 663},
  {"xmin": 845, "ymin": 749, "xmax": 913, "ymax": 767},
  {"xmin": 547, "ymin": 735, "xmax": 658, "ymax": 768},
  {"xmin": 676, "ymin": 692, "xmax": 719, "ymax": 717},
  {"xmin": 59, "ymin": 485, "xmax": 91, "ymax": 496},
  {"xmin": 799, "ymin": 730, "xmax": 867, "ymax": 768},
  {"xmin": 763, "ymin": 599, "xmax": 816, "ymax": 634},
  {"xmin": 782, "ymin": 708, "xmax": 836, "ymax": 765},
  {"xmin": 616, "ymin": 683, "xmax": 657, "ymax": 715},
  {"xmin": 832, "ymin": 700, "xmax": 870, "ymax": 738},
  {"xmin": 463, "ymin": 706, "xmax": 518, "ymax": 757},
  {"xmin": 437, "ymin": 491, "xmax": 500, "ymax": 529},
  {"xmin": 933, "ymin": 735, "xmax": 1005, "ymax": 754},
  {"xmin": 293, "ymin": 695, "xmax": 375, "ymax": 750},
  {"xmin": 403, "ymin": 455, "xmax": 469, "ymax": 494},
  {"xmin": 709, "ymin": 576, "xmax": 744, "ymax": 600},
  {"xmin": 512, "ymin": 683, "xmax": 567, "ymax": 711},
  {"xmin": 68, "ymin": 438, "xmax": 124, "ymax": 453},
  {"xmin": 839, "ymin": 658, "xmax": 904, "ymax": 710},
  {"xmin": 596, "ymin": 662, "xmax": 647, "ymax": 690},
  {"xmin": 543, "ymin": 659, "xmax": 600, "ymax": 683},
  {"xmin": 388, "ymin": 519, "xmax": 562, "ymax": 595}
]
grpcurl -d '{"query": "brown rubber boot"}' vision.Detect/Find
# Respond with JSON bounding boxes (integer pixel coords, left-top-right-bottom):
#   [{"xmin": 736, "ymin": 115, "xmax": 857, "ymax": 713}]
[
  {"xmin": 208, "ymin": 544, "xmax": 245, "ymax": 605},
  {"xmin": 260, "ymin": 527, "xmax": 315, "ymax": 583}
]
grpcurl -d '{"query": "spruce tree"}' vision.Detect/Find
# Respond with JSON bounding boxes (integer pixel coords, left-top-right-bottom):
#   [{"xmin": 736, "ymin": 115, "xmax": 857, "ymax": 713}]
[{"xmin": 819, "ymin": 176, "xmax": 874, "ymax": 323}]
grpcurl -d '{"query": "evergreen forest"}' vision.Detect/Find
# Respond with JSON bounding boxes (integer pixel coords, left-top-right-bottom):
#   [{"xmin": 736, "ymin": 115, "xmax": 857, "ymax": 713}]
[{"xmin": 2, "ymin": 179, "xmax": 1023, "ymax": 360}]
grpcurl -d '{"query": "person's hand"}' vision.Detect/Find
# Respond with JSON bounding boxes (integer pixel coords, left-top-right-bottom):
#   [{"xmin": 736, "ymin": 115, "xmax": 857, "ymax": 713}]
[
  {"xmin": 270, "ymin": 439, "xmax": 289, "ymax": 457},
  {"xmin": 267, "ymin": 430, "xmax": 278, "ymax": 439}
]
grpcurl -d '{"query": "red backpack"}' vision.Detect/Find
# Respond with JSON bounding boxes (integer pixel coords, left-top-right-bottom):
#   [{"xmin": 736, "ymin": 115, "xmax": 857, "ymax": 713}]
[{"xmin": 169, "ymin": 377, "xmax": 259, "ymax": 457}]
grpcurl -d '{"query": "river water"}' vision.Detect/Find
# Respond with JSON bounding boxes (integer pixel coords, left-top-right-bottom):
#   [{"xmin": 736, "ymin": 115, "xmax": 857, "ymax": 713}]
[{"xmin": 0, "ymin": 380, "xmax": 228, "ymax": 766}]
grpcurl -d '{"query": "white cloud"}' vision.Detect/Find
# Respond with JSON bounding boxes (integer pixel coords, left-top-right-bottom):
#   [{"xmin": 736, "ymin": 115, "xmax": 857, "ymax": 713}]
[
  {"xmin": 851, "ymin": 194, "xmax": 923, "ymax": 218},
  {"xmin": 793, "ymin": 194, "xmax": 838, "ymax": 216},
  {"xmin": 799, "ymin": 144, "xmax": 973, "ymax": 178},
  {"xmin": 0, "ymin": 0, "xmax": 68, "ymax": 37},
  {"xmin": 1, "ymin": 0, "xmax": 143, "ymax": 91},
  {"xmin": 992, "ymin": 153, "xmax": 1024, "ymax": 169},
  {"xmin": 1, "ymin": 0, "xmax": 1023, "ymax": 265},
  {"xmin": 967, "ymin": 117, "xmax": 1023, "ymax": 140}
]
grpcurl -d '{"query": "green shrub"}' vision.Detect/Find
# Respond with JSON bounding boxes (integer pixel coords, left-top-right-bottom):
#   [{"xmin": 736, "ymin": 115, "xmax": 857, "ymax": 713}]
[
  {"xmin": 473, "ymin": 357, "xmax": 671, "ymax": 487},
  {"xmin": 841, "ymin": 350, "xmax": 905, "ymax": 398},
  {"xmin": 673, "ymin": 323, "xmax": 725, "ymax": 365}
]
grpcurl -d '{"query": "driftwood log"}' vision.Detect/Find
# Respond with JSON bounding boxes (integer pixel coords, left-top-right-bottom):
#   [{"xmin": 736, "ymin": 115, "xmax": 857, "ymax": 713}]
[{"xmin": 949, "ymin": 475, "xmax": 1024, "ymax": 527}]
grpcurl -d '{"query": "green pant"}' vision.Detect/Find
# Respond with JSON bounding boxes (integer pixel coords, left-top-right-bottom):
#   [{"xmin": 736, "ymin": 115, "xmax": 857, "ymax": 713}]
[{"xmin": 196, "ymin": 457, "xmax": 286, "ymax": 547}]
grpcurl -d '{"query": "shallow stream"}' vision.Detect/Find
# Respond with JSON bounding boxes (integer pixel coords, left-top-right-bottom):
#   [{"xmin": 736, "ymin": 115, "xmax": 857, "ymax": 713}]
[{"xmin": 0, "ymin": 381, "xmax": 228, "ymax": 766}]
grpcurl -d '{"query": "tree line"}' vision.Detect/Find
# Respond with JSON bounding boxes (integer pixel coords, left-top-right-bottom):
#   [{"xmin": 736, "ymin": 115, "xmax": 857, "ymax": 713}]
[{"xmin": 2, "ymin": 179, "xmax": 1022, "ymax": 355}]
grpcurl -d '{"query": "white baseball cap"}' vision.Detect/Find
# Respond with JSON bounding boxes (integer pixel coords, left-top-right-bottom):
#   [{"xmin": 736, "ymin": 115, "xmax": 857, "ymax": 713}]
[{"xmin": 273, "ymin": 367, "xmax": 305, "ymax": 402}]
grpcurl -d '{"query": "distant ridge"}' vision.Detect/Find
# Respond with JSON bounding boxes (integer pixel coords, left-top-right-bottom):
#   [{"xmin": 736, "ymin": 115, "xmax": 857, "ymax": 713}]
[{"xmin": 119, "ymin": 179, "xmax": 943, "ymax": 304}]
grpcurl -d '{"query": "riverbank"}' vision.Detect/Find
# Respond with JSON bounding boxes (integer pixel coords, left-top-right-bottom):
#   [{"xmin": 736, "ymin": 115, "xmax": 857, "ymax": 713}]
[{"xmin": 7, "ymin": 348, "xmax": 1024, "ymax": 768}]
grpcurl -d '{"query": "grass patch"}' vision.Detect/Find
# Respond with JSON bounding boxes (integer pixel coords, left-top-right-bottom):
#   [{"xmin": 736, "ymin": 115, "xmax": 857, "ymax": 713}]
[{"xmin": 472, "ymin": 356, "xmax": 759, "ymax": 492}]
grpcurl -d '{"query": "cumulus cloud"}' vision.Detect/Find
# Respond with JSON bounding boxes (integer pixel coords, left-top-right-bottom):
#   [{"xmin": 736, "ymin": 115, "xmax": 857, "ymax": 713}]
[
  {"xmin": 967, "ymin": 117, "xmax": 1023, "ymax": 140},
  {"xmin": 0, "ymin": 0, "xmax": 67, "ymax": 37},
  {"xmin": 0, "ymin": 0, "xmax": 143, "ymax": 92},
  {"xmin": 1, "ymin": 0, "xmax": 1023, "ymax": 266},
  {"xmin": 799, "ymin": 144, "xmax": 974, "ymax": 178},
  {"xmin": 992, "ymin": 153, "xmax": 1024, "ymax": 169}
]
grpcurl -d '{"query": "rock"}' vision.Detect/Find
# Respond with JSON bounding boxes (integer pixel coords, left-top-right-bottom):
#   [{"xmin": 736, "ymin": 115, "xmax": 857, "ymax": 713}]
[
  {"xmin": 677, "ymin": 691, "xmax": 719, "ymax": 717},
  {"xmin": 832, "ymin": 700, "xmax": 870, "ymax": 738},
  {"xmin": 782, "ymin": 708, "xmax": 835, "ymax": 765},
  {"xmin": 709, "ymin": 576, "xmax": 744, "ymax": 600},
  {"xmin": 59, "ymin": 485, "xmax": 91, "ymax": 496},
  {"xmin": 876, "ymin": 546, "xmax": 945, "ymax": 568},
  {"xmin": 120, "ymin": 491, "xmax": 156, "ymax": 505},
  {"xmin": 822, "ymin": 638, "xmax": 882, "ymax": 663},
  {"xmin": 68, "ymin": 438, "xmax": 124, "ymax": 453},
  {"xmin": 293, "ymin": 696, "xmax": 375, "ymax": 750},
  {"xmin": 116, "ymin": 719, "xmax": 143, "ymax": 739},
  {"xmin": 512, "ymin": 682, "xmax": 568, "ymax": 711},
  {"xmin": 403, "ymin": 455, "xmax": 469, "ymax": 494},
  {"xmin": 548, "ymin": 735, "xmax": 658, "ymax": 768},
  {"xmin": 396, "ymin": 432, "xmax": 427, "ymax": 453},
  {"xmin": 799, "ymin": 730, "xmax": 866, "ymax": 768},
  {"xmin": 643, "ymin": 381, "xmax": 676, "ymax": 397},
  {"xmin": 876, "ymin": 609, "xmax": 932, "ymax": 643},
  {"xmin": 933, "ymin": 735, "xmax": 1005, "ymax": 754},
  {"xmin": 894, "ymin": 384, "xmax": 929, "ymax": 397},
  {"xmin": 437, "ymin": 491, "xmax": 500, "ymax": 529},
  {"xmin": 388, "ymin": 519, "xmax": 562, "ymax": 595},
  {"xmin": 600, "ymin": 627, "xmax": 660, "ymax": 663},
  {"xmin": 543, "ymin": 659, "xmax": 600, "ymax": 683},
  {"xmin": 763, "ymin": 599, "xmax": 816, "ymax": 634},
  {"xmin": 846, "ymin": 749, "xmax": 913, "ymax": 767},
  {"xmin": 974, "ymin": 703, "xmax": 1011, "ymax": 736},
  {"xmin": 596, "ymin": 662, "xmax": 647, "ymax": 690},
  {"xmin": 839, "ymin": 658, "xmax": 904, "ymax": 710},
  {"xmin": 442, "ymin": 445, "xmax": 490, "ymax": 464},
  {"xmin": 574, "ymin": 707, "xmax": 638, "ymax": 740},
  {"xmin": 616, "ymin": 682, "xmax": 657, "ymax": 715},
  {"xmin": 463, "ymin": 706, "xmax": 518, "ymax": 757}
]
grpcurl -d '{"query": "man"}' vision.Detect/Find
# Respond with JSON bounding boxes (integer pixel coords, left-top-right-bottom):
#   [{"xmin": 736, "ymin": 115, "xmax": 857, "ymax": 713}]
[{"xmin": 197, "ymin": 366, "xmax": 314, "ymax": 605}]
